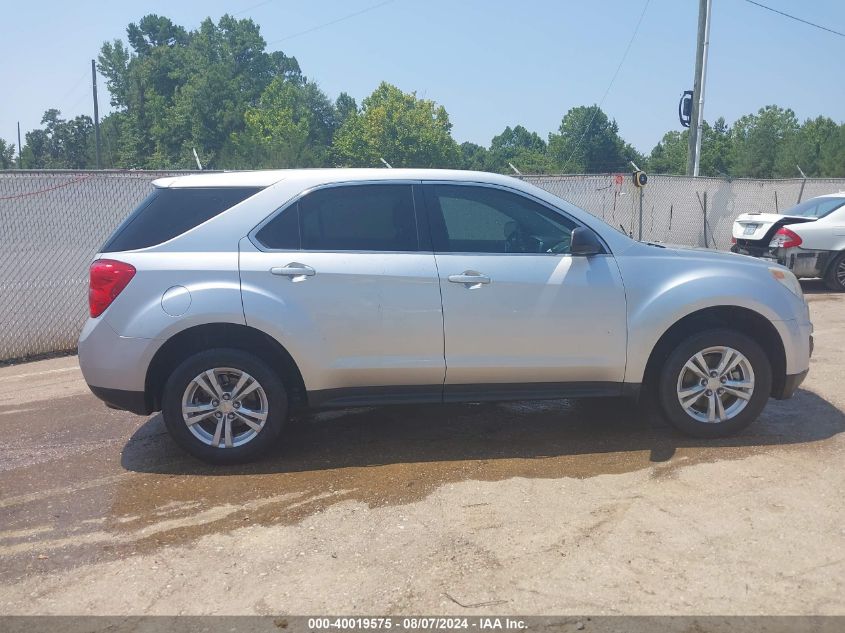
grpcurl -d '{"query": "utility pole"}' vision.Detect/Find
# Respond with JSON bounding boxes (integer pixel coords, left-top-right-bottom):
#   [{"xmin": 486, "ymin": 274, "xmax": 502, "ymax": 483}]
[
  {"xmin": 17, "ymin": 121, "xmax": 22, "ymax": 168},
  {"xmin": 686, "ymin": 0, "xmax": 712, "ymax": 177},
  {"xmin": 91, "ymin": 59, "xmax": 101, "ymax": 169}
]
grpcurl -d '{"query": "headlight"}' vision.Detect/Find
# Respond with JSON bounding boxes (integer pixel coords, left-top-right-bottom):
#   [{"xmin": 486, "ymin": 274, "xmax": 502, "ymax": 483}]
[{"xmin": 769, "ymin": 267, "xmax": 803, "ymax": 298}]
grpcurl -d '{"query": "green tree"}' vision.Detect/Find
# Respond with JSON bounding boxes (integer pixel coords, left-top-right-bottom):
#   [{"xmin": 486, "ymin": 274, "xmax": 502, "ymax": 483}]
[
  {"xmin": 777, "ymin": 116, "xmax": 840, "ymax": 177},
  {"xmin": 548, "ymin": 105, "xmax": 642, "ymax": 173},
  {"xmin": 818, "ymin": 123, "xmax": 845, "ymax": 177},
  {"xmin": 700, "ymin": 117, "xmax": 733, "ymax": 177},
  {"xmin": 332, "ymin": 82, "xmax": 459, "ymax": 168},
  {"xmin": 459, "ymin": 142, "xmax": 489, "ymax": 171},
  {"xmin": 334, "ymin": 92, "xmax": 358, "ymax": 128},
  {"xmin": 730, "ymin": 105, "xmax": 799, "ymax": 178},
  {"xmin": 97, "ymin": 14, "xmax": 301, "ymax": 168},
  {"xmin": 21, "ymin": 110, "xmax": 94, "ymax": 168},
  {"xmin": 228, "ymin": 77, "xmax": 336, "ymax": 168},
  {"xmin": 648, "ymin": 118, "xmax": 738, "ymax": 177},
  {"xmin": 648, "ymin": 130, "xmax": 687, "ymax": 175},
  {"xmin": 0, "ymin": 139, "xmax": 16, "ymax": 169},
  {"xmin": 488, "ymin": 125, "xmax": 551, "ymax": 173}
]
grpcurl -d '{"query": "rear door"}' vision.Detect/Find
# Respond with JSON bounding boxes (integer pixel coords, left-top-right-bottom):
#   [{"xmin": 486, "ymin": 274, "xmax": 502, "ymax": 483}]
[
  {"xmin": 239, "ymin": 182, "xmax": 445, "ymax": 404},
  {"xmin": 421, "ymin": 182, "xmax": 627, "ymax": 399}
]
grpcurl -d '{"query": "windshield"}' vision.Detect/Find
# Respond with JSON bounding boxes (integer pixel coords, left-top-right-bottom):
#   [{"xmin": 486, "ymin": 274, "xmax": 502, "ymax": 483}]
[{"xmin": 783, "ymin": 196, "xmax": 845, "ymax": 218}]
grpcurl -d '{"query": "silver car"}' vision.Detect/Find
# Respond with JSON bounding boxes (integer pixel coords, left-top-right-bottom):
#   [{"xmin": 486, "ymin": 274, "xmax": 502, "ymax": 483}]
[{"xmin": 78, "ymin": 169, "xmax": 813, "ymax": 464}]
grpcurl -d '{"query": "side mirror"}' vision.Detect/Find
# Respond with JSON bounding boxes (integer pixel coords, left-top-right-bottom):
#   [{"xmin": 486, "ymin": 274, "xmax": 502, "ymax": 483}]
[{"xmin": 570, "ymin": 227, "xmax": 604, "ymax": 256}]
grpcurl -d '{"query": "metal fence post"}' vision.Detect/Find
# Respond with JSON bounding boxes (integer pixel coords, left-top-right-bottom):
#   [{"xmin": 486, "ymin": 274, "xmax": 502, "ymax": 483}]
[{"xmin": 638, "ymin": 187, "xmax": 644, "ymax": 241}]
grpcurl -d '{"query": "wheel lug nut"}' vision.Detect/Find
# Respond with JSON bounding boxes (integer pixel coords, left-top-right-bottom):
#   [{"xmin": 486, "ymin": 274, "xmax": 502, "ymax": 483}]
[
  {"xmin": 705, "ymin": 389, "xmax": 713, "ymax": 396},
  {"xmin": 720, "ymin": 376, "xmax": 726, "ymax": 383},
  {"xmin": 710, "ymin": 371, "xmax": 718, "ymax": 377},
  {"xmin": 718, "ymin": 388, "xmax": 725, "ymax": 395},
  {"xmin": 215, "ymin": 411, "xmax": 222, "ymax": 418},
  {"xmin": 212, "ymin": 400, "xmax": 219, "ymax": 407},
  {"xmin": 700, "ymin": 379, "xmax": 707, "ymax": 386},
  {"xmin": 233, "ymin": 402, "xmax": 240, "ymax": 409},
  {"xmin": 228, "ymin": 412, "xmax": 235, "ymax": 419},
  {"xmin": 222, "ymin": 394, "xmax": 230, "ymax": 401}
]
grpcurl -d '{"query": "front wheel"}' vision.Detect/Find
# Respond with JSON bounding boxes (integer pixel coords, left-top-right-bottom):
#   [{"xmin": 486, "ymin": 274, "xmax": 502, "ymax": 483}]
[
  {"xmin": 162, "ymin": 348, "xmax": 287, "ymax": 464},
  {"xmin": 657, "ymin": 329, "xmax": 771, "ymax": 438}
]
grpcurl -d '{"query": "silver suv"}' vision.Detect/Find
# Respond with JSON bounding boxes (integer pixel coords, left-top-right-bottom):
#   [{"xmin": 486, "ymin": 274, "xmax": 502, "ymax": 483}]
[{"xmin": 78, "ymin": 169, "xmax": 813, "ymax": 463}]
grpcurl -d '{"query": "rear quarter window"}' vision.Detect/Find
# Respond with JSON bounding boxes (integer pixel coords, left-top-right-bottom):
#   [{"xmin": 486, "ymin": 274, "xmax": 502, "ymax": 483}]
[{"xmin": 102, "ymin": 186, "xmax": 263, "ymax": 251}]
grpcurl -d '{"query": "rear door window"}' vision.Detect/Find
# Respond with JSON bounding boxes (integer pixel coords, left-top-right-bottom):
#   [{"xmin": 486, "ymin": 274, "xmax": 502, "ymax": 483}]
[
  {"xmin": 102, "ymin": 186, "xmax": 262, "ymax": 251},
  {"xmin": 255, "ymin": 203, "xmax": 301, "ymax": 250},
  {"xmin": 255, "ymin": 184, "xmax": 419, "ymax": 252}
]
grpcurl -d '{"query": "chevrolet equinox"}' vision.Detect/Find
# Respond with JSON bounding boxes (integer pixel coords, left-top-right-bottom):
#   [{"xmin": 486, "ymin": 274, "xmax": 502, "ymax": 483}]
[{"xmin": 78, "ymin": 169, "xmax": 813, "ymax": 463}]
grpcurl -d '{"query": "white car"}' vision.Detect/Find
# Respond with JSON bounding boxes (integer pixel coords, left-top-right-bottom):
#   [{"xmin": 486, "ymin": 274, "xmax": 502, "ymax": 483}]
[{"xmin": 731, "ymin": 193, "xmax": 845, "ymax": 290}]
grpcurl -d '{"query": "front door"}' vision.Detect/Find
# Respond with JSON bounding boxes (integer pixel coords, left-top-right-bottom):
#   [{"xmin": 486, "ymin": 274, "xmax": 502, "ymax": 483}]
[{"xmin": 421, "ymin": 183, "xmax": 627, "ymax": 400}]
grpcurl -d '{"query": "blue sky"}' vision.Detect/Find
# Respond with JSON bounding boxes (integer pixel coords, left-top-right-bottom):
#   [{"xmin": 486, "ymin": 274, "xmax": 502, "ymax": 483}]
[{"xmin": 3, "ymin": 0, "xmax": 845, "ymax": 155}]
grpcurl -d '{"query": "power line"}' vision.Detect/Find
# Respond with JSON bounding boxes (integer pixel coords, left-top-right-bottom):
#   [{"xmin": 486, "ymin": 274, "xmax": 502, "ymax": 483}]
[
  {"xmin": 266, "ymin": 0, "xmax": 396, "ymax": 45},
  {"xmin": 560, "ymin": 0, "xmax": 651, "ymax": 172},
  {"xmin": 233, "ymin": 0, "xmax": 277, "ymax": 17},
  {"xmin": 60, "ymin": 70, "xmax": 89, "ymax": 102},
  {"xmin": 741, "ymin": 0, "xmax": 845, "ymax": 38}
]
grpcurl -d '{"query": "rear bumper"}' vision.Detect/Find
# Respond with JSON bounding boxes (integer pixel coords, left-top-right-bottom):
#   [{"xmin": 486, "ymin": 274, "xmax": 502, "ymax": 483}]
[
  {"xmin": 733, "ymin": 244, "xmax": 832, "ymax": 279},
  {"xmin": 78, "ymin": 316, "xmax": 161, "ymax": 415},
  {"xmin": 78, "ymin": 316, "xmax": 159, "ymax": 392},
  {"xmin": 88, "ymin": 385, "xmax": 152, "ymax": 415},
  {"xmin": 731, "ymin": 243, "xmax": 774, "ymax": 259}
]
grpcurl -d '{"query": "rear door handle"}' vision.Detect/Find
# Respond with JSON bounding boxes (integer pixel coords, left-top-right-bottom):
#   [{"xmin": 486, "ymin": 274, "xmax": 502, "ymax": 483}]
[
  {"xmin": 448, "ymin": 271, "xmax": 491, "ymax": 287},
  {"xmin": 271, "ymin": 263, "xmax": 316, "ymax": 279}
]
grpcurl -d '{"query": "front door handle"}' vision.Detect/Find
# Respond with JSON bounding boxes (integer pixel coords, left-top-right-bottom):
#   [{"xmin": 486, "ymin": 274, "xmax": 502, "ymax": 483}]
[
  {"xmin": 448, "ymin": 271, "xmax": 491, "ymax": 287},
  {"xmin": 270, "ymin": 263, "xmax": 316, "ymax": 280}
]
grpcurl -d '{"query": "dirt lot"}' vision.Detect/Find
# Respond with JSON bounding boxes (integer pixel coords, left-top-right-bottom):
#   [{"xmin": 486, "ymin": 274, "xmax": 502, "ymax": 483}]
[{"xmin": 0, "ymin": 281, "xmax": 843, "ymax": 616}]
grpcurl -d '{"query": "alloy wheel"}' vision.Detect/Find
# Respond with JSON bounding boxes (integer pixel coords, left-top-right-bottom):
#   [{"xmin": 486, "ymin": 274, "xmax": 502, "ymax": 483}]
[
  {"xmin": 181, "ymin": 367, "xmax": 268, "ymax": 448},
  {"xmin": 676, "ymin": 346, "xmax": 755, "ymax": 424},
  {"xmin": 836, "ymin": 260, "xmax": 845, "ymax": 288}
]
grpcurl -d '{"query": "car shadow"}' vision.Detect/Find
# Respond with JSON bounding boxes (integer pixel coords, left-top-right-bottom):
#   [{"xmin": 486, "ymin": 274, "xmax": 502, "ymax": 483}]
[{"xmin": 121, "ymin": 387, "xmax": 844, "ymax": 479}]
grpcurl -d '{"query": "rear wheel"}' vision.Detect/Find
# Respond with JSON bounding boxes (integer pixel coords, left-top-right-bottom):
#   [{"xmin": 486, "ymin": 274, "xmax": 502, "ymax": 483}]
[
  {"xmin": 823, "ymin": 252, "xmax": 845, "ymax": 291},
  {"xmin": 162, "ymin": 348, "xmax": 287, "ymax": 464},
  {"xmin": 657, "ymin": 329, "xmax": 771, "ymax": 438}
]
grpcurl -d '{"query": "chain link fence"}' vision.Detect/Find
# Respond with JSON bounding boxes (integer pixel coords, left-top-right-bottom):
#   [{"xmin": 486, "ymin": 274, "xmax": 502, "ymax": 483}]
[
  {"xmin": 0, "ymin": 171, "xmax": 187, "ymax": 361},
  {"xmin": 523, "ymin": 174, "xmax": 845, "ymax": 250},
  {"xmin": 2, "ymin": 170, "xmax": 845, "ymax": 362}
]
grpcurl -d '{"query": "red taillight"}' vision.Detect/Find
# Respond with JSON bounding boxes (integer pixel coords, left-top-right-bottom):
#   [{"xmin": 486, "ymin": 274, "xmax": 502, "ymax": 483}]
[
  {"xmin": 730, "ymin": 236, "xmax": 737, "ymax": 244},
  {"xmin": 769, "ymin": 227, "xmax": 803, "ymax": 249},
  {"xmin": 89, "ymin": 259, "xmax": 136, "ymax": 317}
]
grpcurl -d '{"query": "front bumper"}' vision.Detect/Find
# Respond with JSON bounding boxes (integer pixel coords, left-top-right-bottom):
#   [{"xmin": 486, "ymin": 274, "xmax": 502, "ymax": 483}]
[
  {"xmin": 773, "ymin": 368, "xmax": 808, "ymax": 400},
  {"xmin": 771, "ymin": 331, "xmax": 812, "ymax": 400},
  {"xmin": 88, "ymin": 385, "xmax": 152, "ymax": 415}
]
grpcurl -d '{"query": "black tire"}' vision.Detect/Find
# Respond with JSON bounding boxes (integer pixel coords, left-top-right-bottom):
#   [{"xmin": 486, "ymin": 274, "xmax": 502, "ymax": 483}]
[
  {"xmin": 162, "ymin": 348, "xmax": 287, "ymax": 464},
  {"xmin": 823, "ymin": 252, "xmax": 845, "ymax": 291},
  {"xmin": 656, "ymin": 329, "xmax": 771, "ymax": 438}
]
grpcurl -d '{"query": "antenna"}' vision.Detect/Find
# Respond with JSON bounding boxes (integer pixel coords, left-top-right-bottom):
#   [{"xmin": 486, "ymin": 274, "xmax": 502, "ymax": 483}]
[
  {"xmin": 192, "ymin": 148, "xmax": 203, "ymax": 170},
  {"xmin": 508, "ymin": 162, "xmax": 522, "ymax": 175},
  {"xmin": 379, "ymin": 158, "xmax": 392, "ymax": 168}
]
